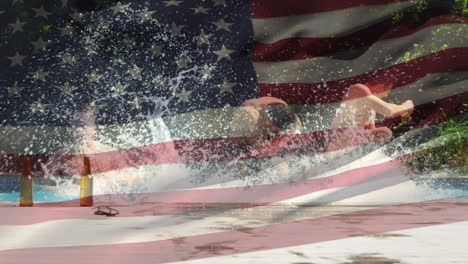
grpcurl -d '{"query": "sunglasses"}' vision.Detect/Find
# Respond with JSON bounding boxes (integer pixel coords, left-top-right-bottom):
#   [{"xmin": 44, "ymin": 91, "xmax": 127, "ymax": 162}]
[{"xmin": 94, "ymin": 206, "xmax": 119, "ymax": 217}]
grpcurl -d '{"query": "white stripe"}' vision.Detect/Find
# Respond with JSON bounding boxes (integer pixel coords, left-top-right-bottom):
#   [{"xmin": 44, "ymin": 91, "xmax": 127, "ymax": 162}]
[
  {"xmin": 282, "ymin": 174, "xmax": 434, "ymax": 206},
  {"xmin": 253, "ymin": 2, "xmax": 412, "ymax": 44},
  {"xmin": 1, "ymin": 187, "xmax": 465, "ymax": 251},
  {"xmin": 171, "ymin": 221, "xmax": 468, "ymax": 264},
  {"xmin": 0, "ymin": 205, "xmax": 371, "ymax": 250},
  {"xmin": 254, "ymin": 24, "xmax": 468, "ymax": 84},
  {"xmin": 0, "ymin": 71, "xmax": 466, "ymax": 155},
  {"xmin": 0, "ymin": 117, "xmax": 173, "ymax": 155}
]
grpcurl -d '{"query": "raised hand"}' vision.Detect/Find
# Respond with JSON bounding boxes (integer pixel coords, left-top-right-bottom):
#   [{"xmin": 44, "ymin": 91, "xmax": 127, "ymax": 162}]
[{"xmin": 400, "ymin": 100, "xmax": 414, "ymax": 115}]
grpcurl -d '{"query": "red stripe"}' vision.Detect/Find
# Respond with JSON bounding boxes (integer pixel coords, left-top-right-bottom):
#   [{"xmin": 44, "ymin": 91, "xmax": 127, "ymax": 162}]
[
  {"xmin": 0, "ymin": 157, "xmax": 407, "ymax": 225},
  {"xmin": 251, "ymin": 0, "xmax": 410, "ymax": 18},
  {"xmin": 0, "ymin": 93, "xmax": 464, "ymax": 177},
  {"xmin": 253, "ymin": 15, "xmax": 467, "ymax": 62},
  {"xmin": 259, "ymin": 48, "xmax": 468, "ymax": 105},
  {"xmin": 1, "ymin": 198, "xmax": 467, "ymax": 263}
]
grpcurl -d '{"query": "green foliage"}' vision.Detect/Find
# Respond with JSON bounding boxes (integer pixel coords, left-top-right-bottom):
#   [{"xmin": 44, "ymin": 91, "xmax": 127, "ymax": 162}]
[
  {"xmin": 404, "ymin": 115, "xmax": 468, "ymax": 175},
  {"xmin": 392, "ymin": 0, "xmax": 429, "ymax": 25},
  {"xmin": 396, "ymin": 24, "xmax": 468, "ymax": 64},
  {"xmin": 427, "ymin": 117, "xmax": 468, "ymax": 147},
  {"xmin": 389, "ymin": 0, "xmax": 468, "ymax": 64},
  {"xmin": 392, "ymin": 10, "xmax": 405, "ymax": 24},
  {"xmin": 40, "ymin": 24, "xmax": 52, "ymax": 33},
  {"xmin": 452, "ymin": 0, "xmax": 468, "ymax": 16}
]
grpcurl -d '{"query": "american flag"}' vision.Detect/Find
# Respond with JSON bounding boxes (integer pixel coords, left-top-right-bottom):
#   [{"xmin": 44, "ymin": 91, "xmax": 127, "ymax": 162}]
[{"xmin": 0, "ymin": 0, "xmax": 467, "ymax": 262}]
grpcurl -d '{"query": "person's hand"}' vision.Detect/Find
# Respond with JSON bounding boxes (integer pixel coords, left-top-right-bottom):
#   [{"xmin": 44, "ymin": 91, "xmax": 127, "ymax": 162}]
[
  {"xmin": 394, "ymin": 100, "xmax": 414, "ymax": 125},
  {"xmin": 400, "ymin": 100, "xmax": 414, "ymax": 115}
]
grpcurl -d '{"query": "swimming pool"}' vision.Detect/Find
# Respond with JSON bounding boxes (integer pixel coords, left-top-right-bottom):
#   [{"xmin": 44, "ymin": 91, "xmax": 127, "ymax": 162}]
[
  {"xmin": 1, "ymin": 178, "xmax": 468, "ymax": 204},
  {"xmin": 0, "ymin": 188, "xmax": 78, "ymax": 203},
  {"xmin": 0, "ymin": 176, "xmax": 79, "ymax": 202}
]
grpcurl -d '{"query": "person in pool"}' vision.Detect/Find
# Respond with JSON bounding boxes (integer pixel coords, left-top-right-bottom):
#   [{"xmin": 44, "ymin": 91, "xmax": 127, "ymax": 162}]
[
  {"xmin": 230, "ymin": 97, "xmax": 301, "ymax": 154},
  {"xmin": 327, "ymin": 81, "xmax": 414, "ymax": 151},
  {"xmin": 229, "ymin": 97, "xmax": 302, "ymax": 175}
]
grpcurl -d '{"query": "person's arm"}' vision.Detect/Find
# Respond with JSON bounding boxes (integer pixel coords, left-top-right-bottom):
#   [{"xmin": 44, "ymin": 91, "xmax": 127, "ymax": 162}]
[
  {"xmin": 364, "ymin": 119, "xmax": 376, "ymax": 130},
  {"xmin": 242, "ymin": 97, "xmax": 288, "ymax": 107},
  {"xmin": 241, "ymin": 99, "xmax": 261, "ymax": 107},
  {"xmin": 363, "ymin": 96, "xmax": 414, "ymax": 118}
]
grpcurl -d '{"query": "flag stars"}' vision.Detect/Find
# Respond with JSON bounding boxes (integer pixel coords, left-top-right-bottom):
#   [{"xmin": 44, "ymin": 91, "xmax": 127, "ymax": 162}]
[
  {"xmin": 128, "ymin": 97, "xmax": 143, "ymax": 110},
  {"xmin": 32, "ymin": 37, "xmax": 48, "ymax": 51},
  {"xmin": 59, "ymin": 26, "xmax": 73, "ymax": 36},
  {"xmin": 112, "ymin": 57, "xmax": 125, "ymax": 66},
  {"xmin": 69, "ymin": 9, "xmax": 83, "ymax": 22},
  {"xmin": 217, "ymin": 79, "xmax": 237, "ymax": 94},
  {"xmin": 191, "ymin": 6, "xmax": 210, "ymax": 14},
  {"xmin": 194, "ymin": 30, "xmax": 212, "ymax": 46},
  {"xmin": 31, "ymin": 101, "xmax": 48, "ymax": 113},
  {"xmin": 152, "ymin": 75, "xmax": 167, "ymax": 87},
  {"xmin": 212, "ymin": 0, "xmax": 227, "ymax": 6},
  {"xmin": 32, "ymin": 68, "xmax": 48, "ymax": 82},
  {"xmin": 32, "ymin": 6, "xmax": 51, "ymax": 19},
  {"xmin": 176, "ymin": 56, "xmax": 191, "ymax": 69},
  {"xmin": 86, "ymin": 71, "xmax": 103, "ymax": 83},
  {"xmin": 128, "ymin": 65, "xmax": 143, "ymax": 79},
  {"xmin": 169, "ymin": 23, "xmax": 185, "ymax": 37},
  {"xmin": 9, "ymin": 19, "xmax": 25, "ymax": 34},
  {"xmin": 176, "ymin": 88, "xmax": 192, "ymax": 102},
  {"xmin": 7, "ymin": 82, "xmax": 23, "ymax": 97},
  {"xmin": 8, "ymin": 52, "xmax": 26, "ymax": 67},
  {"xmin": 138, "ymin": 8, "xmax": 156, "ymax": 21},
  {"xmin": 57, "ymin": 82, "xmax": 77, "ymax": 96},
  {"xmin": 199, "ymin": 65, "xmax": 215, "ymax": 80},
  {"xmin": 149, "ymin": 44, "xmax": 163, "ymax": 56},
  {"xmin": 110, "ymin": 2, "xmax": 128, "ymax": 15},
  {"xmin": 164, "ymin": 0, "xmax": 183, "ymax": 6},
  {"xmin": 212, "ymin": 19, "xmax": 232, "ymax": 31},
  {"xmin": 84, "ymin": 45, "xmax": 97, "ymax": 56},
  {"xmin": 112, "ymin": 82, "xmax": 127, "ymax": 95},
  {"xmin": 61, "ymin": 53, "xmax": 76, "ymax": 64},
  {"xmin": 213, "ymin": 45, "xmax": 234, "ymax": 61}
]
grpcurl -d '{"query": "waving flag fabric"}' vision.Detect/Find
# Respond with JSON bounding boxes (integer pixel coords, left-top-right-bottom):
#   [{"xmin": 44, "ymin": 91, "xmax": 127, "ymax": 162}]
[
  {"xmin": 0, "ymin": 0, "xmax": 466, "ymax": 194},
  {"xmin": 0, "ymin": 0, "xmax": 467, "ymax": 263},
  {"xmin": 0, "ymin": 0, "xmax": 258, "ymax": 126},
  {"xmin": 0, "ymin": 0, "xmax": 466, "ymax": 174}
]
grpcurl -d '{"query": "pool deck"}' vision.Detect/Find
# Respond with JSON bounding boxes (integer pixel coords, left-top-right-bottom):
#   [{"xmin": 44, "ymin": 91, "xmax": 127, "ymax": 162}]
[{"xmin": 1, "ymin": 200, "xmax": 468, "ymax": 263}]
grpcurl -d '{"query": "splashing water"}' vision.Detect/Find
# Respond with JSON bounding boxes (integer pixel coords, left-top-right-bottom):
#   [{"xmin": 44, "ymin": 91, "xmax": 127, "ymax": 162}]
[
  {"xmin": 2, "ymin": 1, "xmax": 466, "ymax": 204},
  {"xmin": 2, "ymin": 132, "xmax": 467, "ymax": 204},
  {"xmin": 34, "ymin": 68, "xmax": 206, "ymax": 197}
]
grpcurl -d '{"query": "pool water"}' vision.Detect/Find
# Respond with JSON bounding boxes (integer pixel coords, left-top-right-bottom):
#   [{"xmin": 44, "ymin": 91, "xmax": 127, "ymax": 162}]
[
  {"xmin": 1, "ymin": 180, "xmax": 468, "ymax": 203},
  {"xmin": 0, "ymin": 189, "xmax": 79, "ymax": 203}
]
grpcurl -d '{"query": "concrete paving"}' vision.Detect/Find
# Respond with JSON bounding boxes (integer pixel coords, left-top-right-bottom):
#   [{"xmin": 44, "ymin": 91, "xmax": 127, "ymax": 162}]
[{"xmin": 1, "ymin": 202, "xmax": 467, "ymax": 263}]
